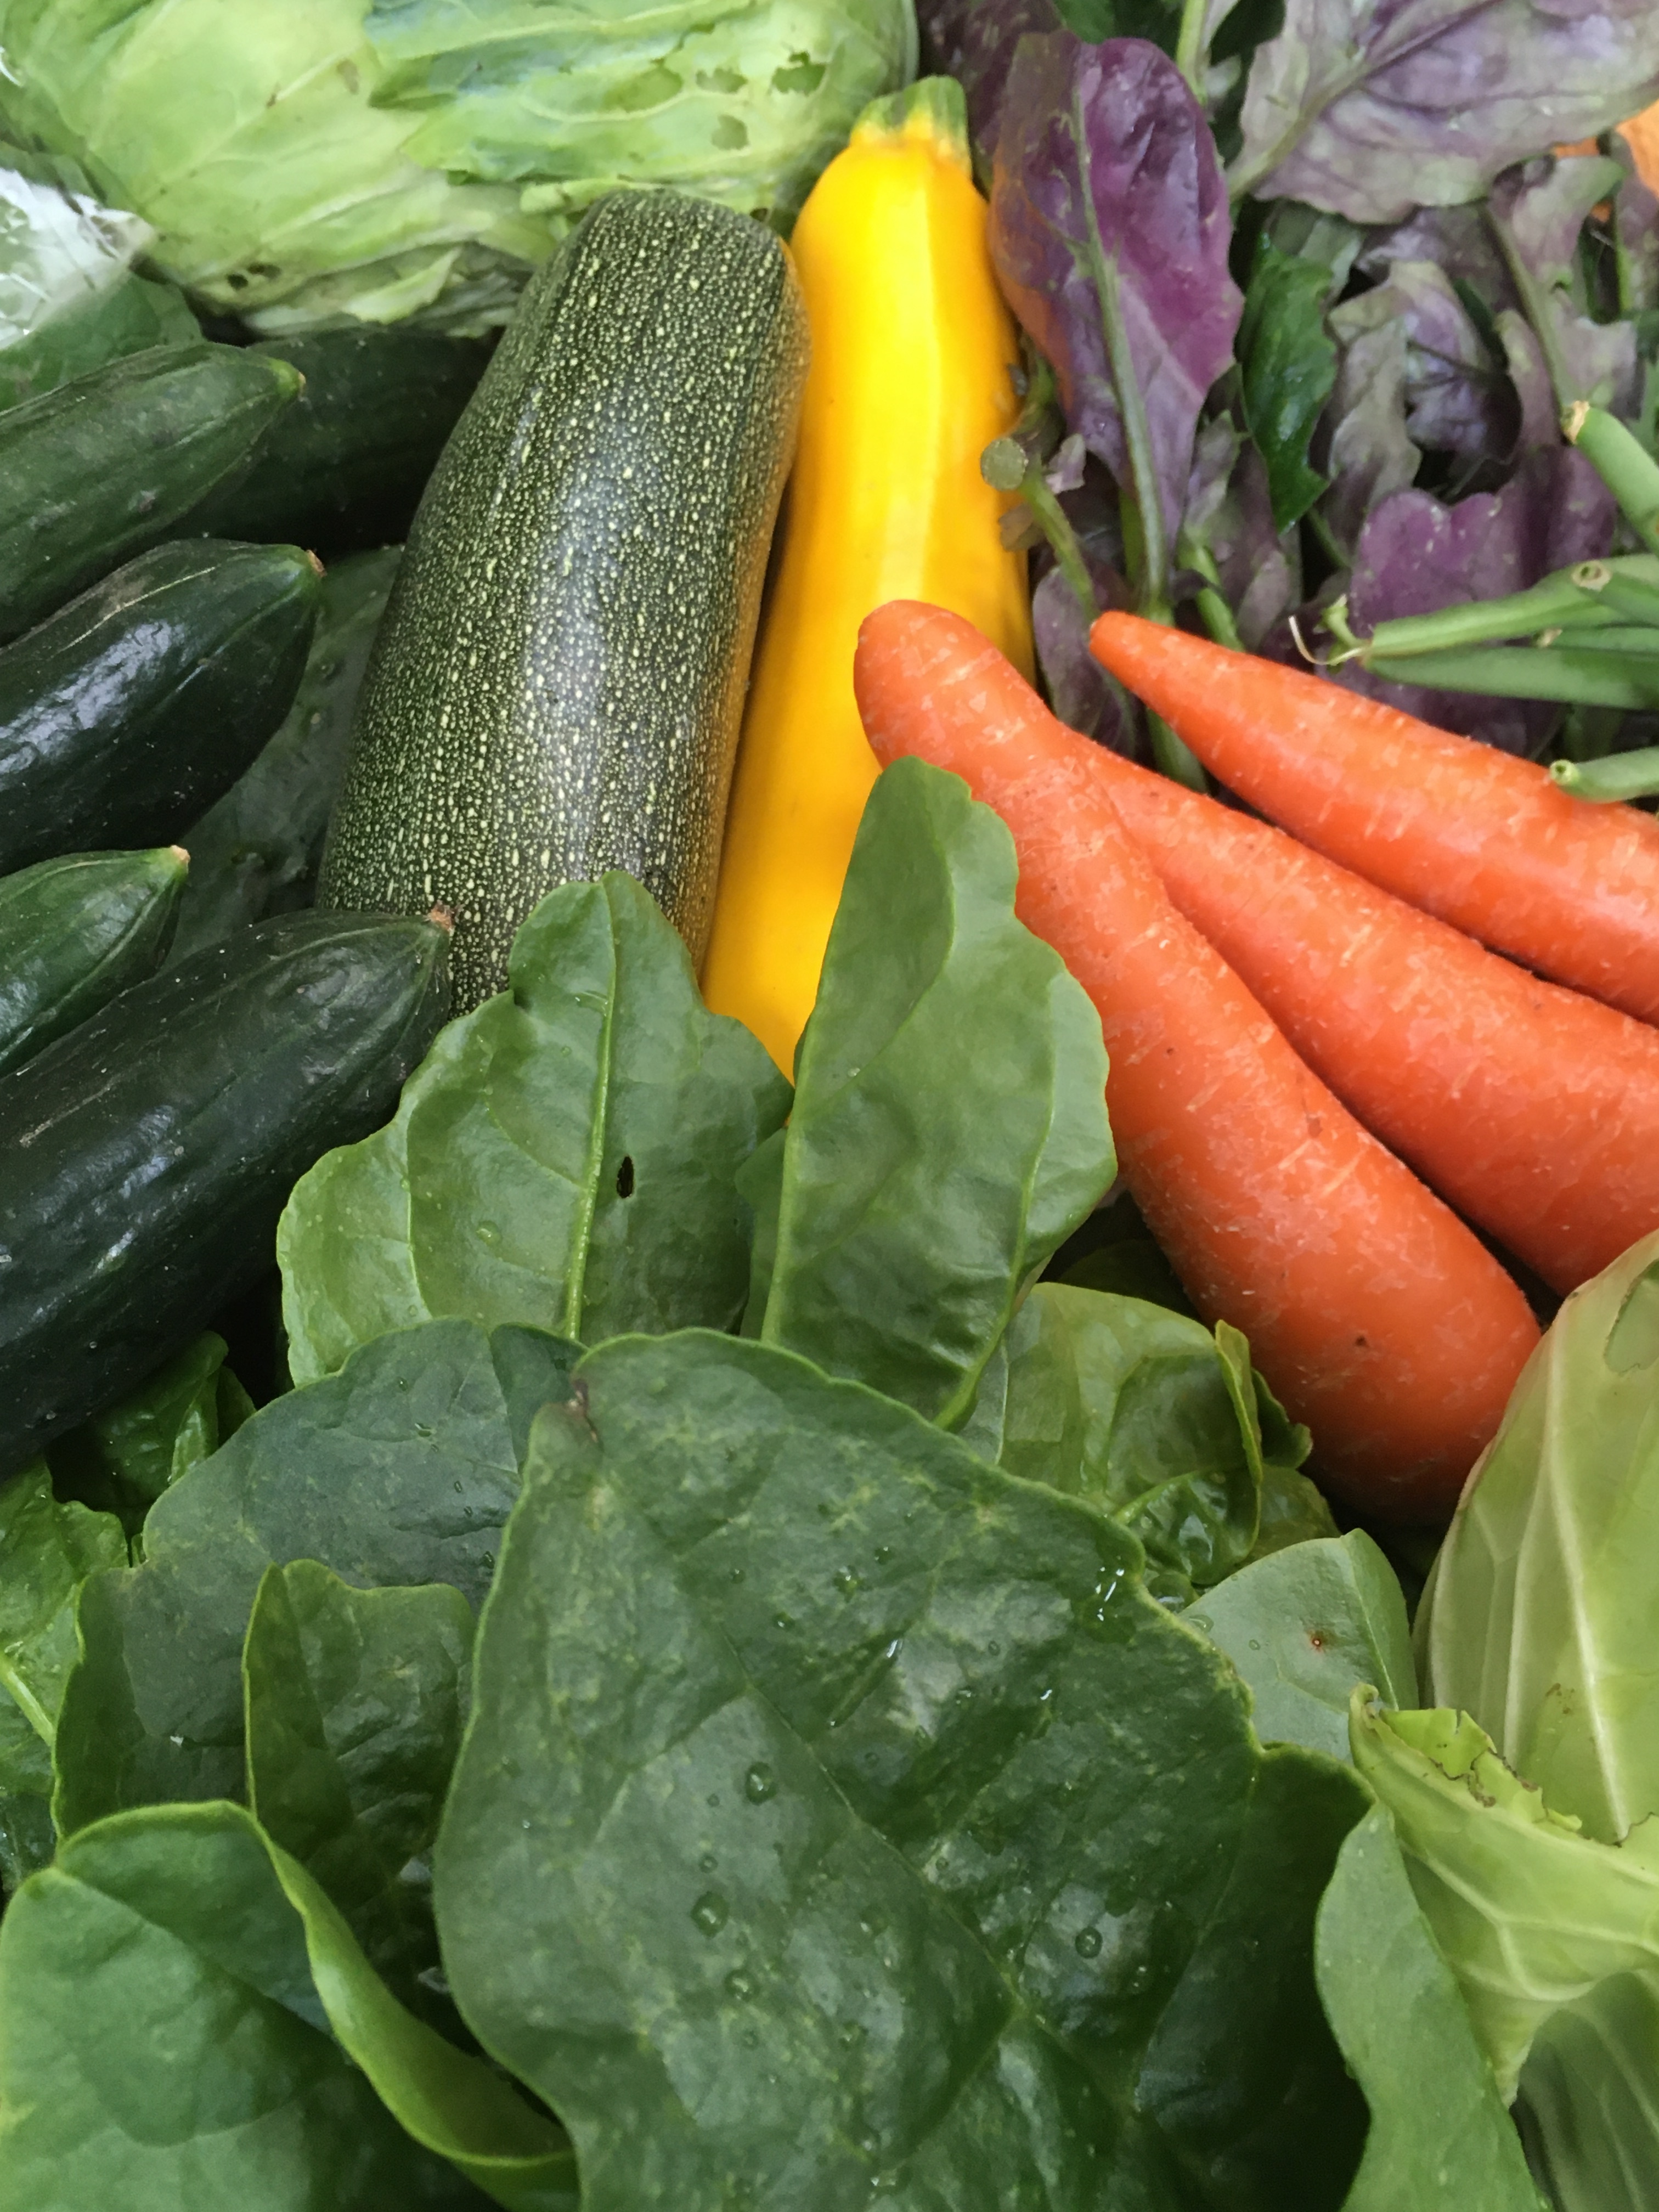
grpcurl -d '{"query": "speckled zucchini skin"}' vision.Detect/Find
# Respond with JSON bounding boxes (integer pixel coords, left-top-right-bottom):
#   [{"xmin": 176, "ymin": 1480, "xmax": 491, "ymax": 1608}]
[{"xmin": 318, "ymin": 190, "xmax": 809, "ymax": 1012}]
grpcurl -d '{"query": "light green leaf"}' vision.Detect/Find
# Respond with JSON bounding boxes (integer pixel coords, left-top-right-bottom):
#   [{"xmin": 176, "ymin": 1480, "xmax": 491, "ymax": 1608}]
[
  {"xmin": 435, "ymin": 1329, "xmax": 1370, "ymax": 2210},
  {"xmin": 244, "ymin": 1561, "xmax": 473, "ymax": 2007},
  {"xmin": 53, "ymin": 1320, "xmax": 575, "ymax": 1833},
  {"xmin": 997, "ymin": 1284, "xmax": 1271, "ymax": 1596},
  {"xmin": 1314, "ymin": 1807, "xmax": 1545, "ymax": 2212},
  {"xmin": 48, "ymin": 1331, "xmax": 251, "ymax": 1533},
  {"xmin": 280, "ymin": 873, "xmax": 788, "ymax": 1385},
  {"xmin": 1186, "ymin": 1533, "xmax": 1415, "ymax": 1762},
  {"xmin": 0, "ymin": 1462, "xmax": 126, "ymax": 1746},
  {"xmin": 1420, "ymin": 1227, "xmax": 1659, "ymax": 1845},
  {"xmin": 1351, "ymin": 1697, "xmax": 1659, "ymax": 2103},
  {"xmin": 752, "ymin": 759, "xmax": 1115, "ymax": 1426},
  {"xmin": 0, "ymin": 1799, "xmax": 574, "ymax": 2210}
]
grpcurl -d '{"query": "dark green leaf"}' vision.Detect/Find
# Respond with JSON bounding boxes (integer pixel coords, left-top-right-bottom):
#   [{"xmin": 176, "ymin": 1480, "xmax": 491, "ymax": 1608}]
[
  {"xmin": 0, "ymin": 1800, "xmax": 574, "ymax": 2209},
  {"xmin": 0, "ymin": 1462, "xmax": 126, "ymax": 1750},
  {"xmin": 171, "ymin": 548, "xmax": 402, "ymax": 960},
  {"xmin": 997, "ymin": 1285, "xmax": 1266, "ymax": 1595},
  {"xmin": 0, "ymin": 1776, "xmax": 53, "ymax": 1896},
  {"xmin": 1059, "ymin": 1234, "xmax": 1197, "ymax": 1316},
  {"xmin": 0, "ymin": 272, "xmax": 199, "ymax": 411},
  {"xmin": 48, "ymin": 1330, "xmax": 250, "ymax": 1532},
  {"xmin": 1250, "ymin": 1463, "xmax": 1340, "ymax": 1560},
  {"xmin": 1238, "ymin": 240, "xmax": 1338, "ymax": 531},
  {"xmin": 244, "ymin": 1560, "xmax": 473, "ymax": 2007},
  {"xmin": 750, "ymin": 759, "xmax": 1114, "ymax": 1426},
  {"xmin": 53, "ymin": 1319, "xmax": 576, "ymax": 1832},
  {"xmin": 436, "ymin": 1330, "xmax": 1369, "ymax": 2211},
  {"xmin": 1184, "ymin": 1533, "xmax": 1415, "ymax": 1762},
  {"xmin": 1314, "ymin": 1807, "xmax": 1545, "ymax": 2211},
  {"xmin": 280, "ymin": 874, "xmax": 788, "ymax": 1385}
]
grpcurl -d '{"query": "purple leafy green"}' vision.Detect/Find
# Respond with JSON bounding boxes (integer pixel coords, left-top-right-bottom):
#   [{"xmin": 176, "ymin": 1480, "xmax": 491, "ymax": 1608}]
[
  {"xmin": 1488, "ymin": 155, "xmax": 1640, "ymax": 414},
  {"xmin": 990, "ymin": 33, "xmax": 1242, "ymax": 611},
  {"xmin": 1339, "ymin": 447, "xmax": 1617, "ymax": 751},
  {"xmin": 915, "ymin": 0, "xmax": 1063, "ymax": 171},
  {"xmin": 1231, "ymin": 0, "xmax": 1659, "ymax": 225}
]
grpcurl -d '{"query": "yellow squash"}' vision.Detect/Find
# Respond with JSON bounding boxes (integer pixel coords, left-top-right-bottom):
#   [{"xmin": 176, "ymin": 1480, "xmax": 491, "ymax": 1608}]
[{"xmin": 699, "ymin": 75, "xmax": 1032, "ymax": 1075}]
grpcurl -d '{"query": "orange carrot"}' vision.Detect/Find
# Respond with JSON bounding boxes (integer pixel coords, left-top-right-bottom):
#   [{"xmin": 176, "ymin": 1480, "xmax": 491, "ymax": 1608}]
[
  {"xmin": 1090, "ymin": 611, "xmax": 1659, "ymax": 1025},
  {"xmin": 855, "ymin": 600, "xmax": 1540, "ymax": 1523},
  {"xmin": 1068, "ymin": 740, "xmax": 1659, "ymax": 1295}
]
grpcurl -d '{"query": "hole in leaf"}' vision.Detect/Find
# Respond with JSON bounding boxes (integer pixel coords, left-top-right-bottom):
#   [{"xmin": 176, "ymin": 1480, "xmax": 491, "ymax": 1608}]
[{"xmin": 1606, "ymin": 1261, "xmax": 1659, "ymax": 1373}]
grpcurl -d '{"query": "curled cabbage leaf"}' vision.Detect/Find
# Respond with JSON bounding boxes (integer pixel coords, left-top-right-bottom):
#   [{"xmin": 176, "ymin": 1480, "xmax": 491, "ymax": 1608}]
[{"xmin": 0, "ymin": 0, "xmax": 913, "ymax": 334}]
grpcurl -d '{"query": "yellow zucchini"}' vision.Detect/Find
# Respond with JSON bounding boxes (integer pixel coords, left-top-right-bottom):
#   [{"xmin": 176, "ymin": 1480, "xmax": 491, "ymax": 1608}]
[{"xmin": 699, "ymin": 77, "xmax": 1032, "ymax": 1075}]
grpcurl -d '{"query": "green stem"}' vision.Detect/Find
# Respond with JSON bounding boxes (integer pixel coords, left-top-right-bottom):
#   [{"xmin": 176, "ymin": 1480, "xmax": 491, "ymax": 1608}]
[
  {"xmin": 1487, "ymin": 205, "xmax": 1580, "ymax": 410},
  {"xmin": 1565, "ymin": 404, "xmax": 1659, "ymax": 558},
  {"xmin": 1174, "ymin": 0, "xmax": 1209, "ymax": 97},
  {"xmin": 1359, "ymin": 567, "xmax": 1621, "ymax": 659},
  {"xmin": 1365, "ymin": 642, "xmax": 1659, "ymax": 710},
  {"xmin": 1194, "ymin": 585, "xmax": 1243, "ymax": 652},
  {"xmin": 1075, "ymin": 94, "xmax": 1171, "ymax": 622},
  {"xmin": 1023, "ymin": 468, "xmax": 1097, "ymax": 619},
  {"xmin": 1550, "ymin": 745, "xmax": 1659, "ymax": 802}
]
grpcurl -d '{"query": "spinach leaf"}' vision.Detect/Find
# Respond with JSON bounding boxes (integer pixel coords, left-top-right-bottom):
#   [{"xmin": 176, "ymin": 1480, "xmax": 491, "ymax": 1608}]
[
  {"xmin": 48, "ymin": 1330, "xmax": 253, "ymax": 1533},
  {"xmin": 53, "ymin": 1319, "xmax": 576, "ymax": 1832},
  {"xmin": 996, "ymin": 1284, "xmax": 1282, "ymax": 1601},
  {"xmin": 171, "ymin": 548, "xmax": 402, "ymax": 961},
  {"xmin": 0, "ymin": 1800, "xmax": 574, "ymax": 2210},
  {"xmin": 281, "ymin": 873, "xmax": 788, "ymax": 1385},
  {"xmin": 244, "ymin": 1560, "xmax": 472, "ymax": 2008},
  {"xmin": 0, "ymin": 1463, "xmax": 126, "ymax": 1754},
  {"xmin": 435, "ymin": 1330, "xmax": 1370, "ymax": 2211},
  {"xmin": 1238, "ymin": 239, "xmax": 1337, "ymax": 531},
  {"xmin": 748, "ymin": 758, "xmax": 1114, "ymax": 1427},
  {"xmin": 1184, "ymin": 1532, "xmax": 1415, "ymax": 1763},
  {"xmin": 1314, "ymin": 1807, "xmax": 1546, "ymax": 2212}
]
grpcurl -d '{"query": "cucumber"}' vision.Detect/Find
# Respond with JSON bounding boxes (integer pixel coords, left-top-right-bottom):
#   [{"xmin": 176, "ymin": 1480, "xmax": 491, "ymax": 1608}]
[
  {"xmin": 320, "ymin": 190, "xmax": 809, "ymax": 1011},
  {"xmin": 0, "ymin": 342, "xmax": 301, "ymax": 642},
  {"xmin": 0, "ymin": 539, "xmax": 322, "ymax": 876},
  {"xmin": 0, "ymin": 847, "xmax": 187, "ymax": 1077},
  {"xmin": 170, "ymin": 549, "xmax": 401, "ymax": 961},
  {"xmin": 182, "ymin": 329, "xmax": 489, "ymax": 555},
  {"xmin": 0, "ymin": 910, "xmax": 450, "ymax": 1477}
]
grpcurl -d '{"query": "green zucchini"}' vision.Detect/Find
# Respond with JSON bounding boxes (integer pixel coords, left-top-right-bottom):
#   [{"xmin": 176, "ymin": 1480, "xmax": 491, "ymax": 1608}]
[
  {"xmin": 0, "ymin": 910, "xmax": 450, "ymax": 1477},
  {"xmin": 320, "ymin": 190, "xmax": 809, "ymax": 1011},
  {"xmin": 0, "ymin": 539, "xmax": 323, "ymax": 876},
  {"xmin": 182, "ymin": 329, "xmax": 489, "ymax": 555},
  {"xmin": 170, "ymin": 549, "xmax": 401, "ymax": 962},
  {"xmin": 0, "ymin": 847, "xmax": 187, "ymax": 1077},
  {"xmin": 0, "ymin": 341, "xmax": 301, "ymax": 642}
]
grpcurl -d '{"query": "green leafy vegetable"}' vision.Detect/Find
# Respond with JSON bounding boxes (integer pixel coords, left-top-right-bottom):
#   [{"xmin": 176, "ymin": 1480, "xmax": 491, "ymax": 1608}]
[
  {"xmin": 47, "ymin": 1330, "xmax": 253, "ymax": 1533},
  {"xmin": 1238, "ymin": 238, "xmax": 1338, "ymax": 531},
  {"xmin": 281, "ymin": 874, "xmax": 788, "ymax": 1386},
  {"xmin": 1312, "ymin": 1806, "xmax": 1547, "ymax": 2212},
  {"xmin": 53, "ymin": 1319, "xmax": 575, "ymax": 1833},
  {"xmin": 0, "ymin": 1463, "xmax": 126, "ymax": 1760},
  {"xmin": 0, "ymin": 270, "xmax": 198, "ymax": 411},
  {"xmin": 1420, "ymin": 1227, "xmax": 1659, "ymax": 1848},
  {"xmin": 0, "ymin": 1800, "xmax": 574, "ymax": 2209},
  {"xmin": 436, "ymin": 1329, "xmax": 1370, "ymax": 2210},
  {"xmin": 743, "ymin": 758, "xmax": 1114, "ymax": 1427},
  {"xmin": 1185, "ymin": 1533, "xmax": 1415, "ymax": 1762},
  {"xmin": 1352, "ymin": 1700, "xmax": 1659, "ymax": 2112},
  {"xmin": 995, "ymin": 1284, "xmax": 1275, "ymax": 1599},
  {"xmin": 244, "ymin": 1560, "xmax": 472, "ymax": 2006},
  {"xmin": 171, "ymin": 548, "xmax": 402, "ymax": 962},
  {"xmin": 0, "ymin": 0, "xmax": 911, "ymax": 334}
]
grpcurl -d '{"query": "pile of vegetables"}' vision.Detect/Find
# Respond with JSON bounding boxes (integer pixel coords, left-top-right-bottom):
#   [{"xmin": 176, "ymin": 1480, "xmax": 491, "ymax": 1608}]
[{"xmin": 3, "ymin": 2, "xmax": 1659, "ymax": 2207}]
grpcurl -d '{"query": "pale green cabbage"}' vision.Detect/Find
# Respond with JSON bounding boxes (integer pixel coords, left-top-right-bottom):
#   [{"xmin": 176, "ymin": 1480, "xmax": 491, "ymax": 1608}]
[{"xmin": 0, "ymin": 0, "xmax": 913, "ymax": 334}]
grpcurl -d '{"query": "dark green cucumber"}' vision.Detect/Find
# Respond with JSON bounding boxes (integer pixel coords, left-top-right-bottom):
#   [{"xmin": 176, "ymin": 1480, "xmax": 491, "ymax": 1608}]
[
  {"xmin": 170, "ymin": 549, "xmax": 402, "ymax": 961},
  {"xmin": 0, "ymin": 910, "xmax": 450, "ymax": 1477},
  {"xmin": 0, "ymin": 847, "xmax": 187, "ymax": 1076},
  {"xmin": 320, "ymin": 190, "xmax": 809, "ymax": 1011},
  {"xmin": 0, "ymin": 341, "xmax": 301, "ymax": 641},
  {"xmin": 181, "ymin": 329, "xmax": 489, "ymax": 554},
  {"xmin": 0, "ymin": 539, "xmax": 322, "ymax": 875}
]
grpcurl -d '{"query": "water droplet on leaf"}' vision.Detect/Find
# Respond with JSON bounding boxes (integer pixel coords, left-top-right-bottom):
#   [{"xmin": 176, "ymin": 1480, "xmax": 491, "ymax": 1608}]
[
  {"xmin": 744, "ymin": 1762, "xmax": 777, "ymax": 1803},
  {"xmin": 1074, "ymin": 1926, "xmax": 1103, "ymax": 1959},
  {"xmin": 691, "ymin": 1891, "xmax": 729, "ymax": 1937}
]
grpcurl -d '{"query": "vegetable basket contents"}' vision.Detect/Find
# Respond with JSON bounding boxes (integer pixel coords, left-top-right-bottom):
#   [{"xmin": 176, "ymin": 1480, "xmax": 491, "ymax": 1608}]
[{"xmin": 4, "ymin": 2, "xmax": 1659, "ymax": 2207}]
